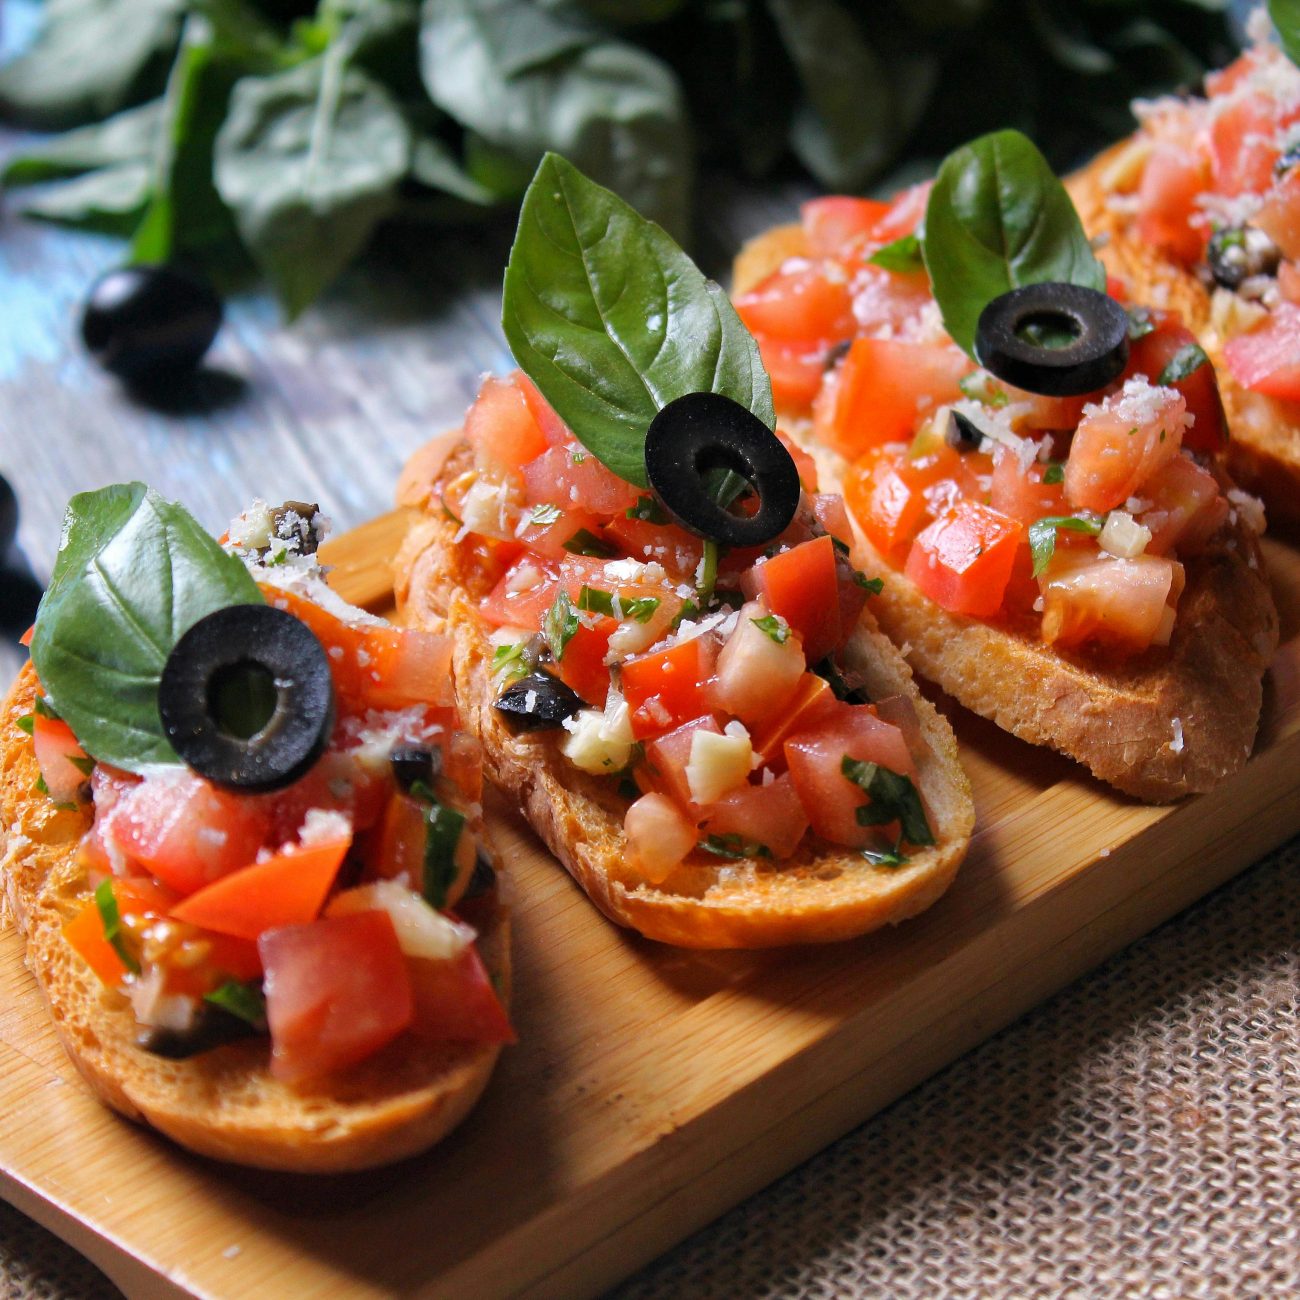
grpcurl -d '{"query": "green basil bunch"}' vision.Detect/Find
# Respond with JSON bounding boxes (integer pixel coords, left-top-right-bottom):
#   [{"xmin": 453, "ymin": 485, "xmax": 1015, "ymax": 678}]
[{"xmin": 0, "ymin": 0, "xmax": 1239, "ymax": 317}]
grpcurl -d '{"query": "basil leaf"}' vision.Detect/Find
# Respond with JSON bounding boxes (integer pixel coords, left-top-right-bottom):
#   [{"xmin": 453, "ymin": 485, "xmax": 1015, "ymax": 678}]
[
  {"xmin": 562, "ymin": 528, "xmax": 618, "ymax": 558},
  {"xmin": 94, "ymin": 879, "xmax": 140, "ymax": 975},
  {"xmin": 407, "ymin": 783, "xmax": 467, "ymax": 910},
  {"xmin": 15, "ymin": 716, "xmax": 34, "ymax": 736},
  {"xmin": 2, "ymin": 101, "xmax": 163, "ymax": 188},
  {"xmin": 853, "ymin": 573, "xmax": 884, "ymax": 594},
  {"xmin": 1157, "ymin": 342, "xmax": 1209, "ymax": 387},
  {"xmin": 1270, "ymin": 1, "xmax": 1300, "ymax": 69},
  {"xmin": 862, "ymin": 841, "xmax": 909, "ymax": 867},
  {"xmin": 577, "ymin": 586, "xmax": 659, "ymax": 623},
  {"xmin": 491, "ymin": 641, "xmax": 530, "ymax": 681},
  {"xmin": 0, "ymin": 0, "xmax": 185, "ymax": 130},
  {"xmin": 543, "ymin": 588, "xmax": 580, "ymax": 662},
  {"xmin": 626, "ymin": 495, "xmax": 668, "ymax": 524},
  {"xmin": 1027, "ymin": 513, "xmax": 1104, "ymax": 577},
  {"xmin": 214, "ymin": 57, "xmax": 411, "ymax": 317},
  {"xmin": 1042, "ymin": 462, "xmax": 1064, "ymax": 485},
  {"xmin": 502, "ymin": 152, "xmax": 773, "ymax": 487},
  {"xmin": 15, "ymin": 164, "xmax": 152, "ymax": 236},
  {"xmin": 31, "ymin": 483, "xmax": 263, "ymax": 772},
  {"xmin": 922, "ymin": 129, "xmax": 1106, "ymax": 359},
  {"xmin": 751, "ymin": 613, "xmax": 789, "ymax": 644},
  {"xmin": 1127, "ymin": 306, "xmax": 1156, "ymax": 341},
  {"xmin": 698, "ymin": 833, "xmax": 771, "ymax": 861},
  {"xmin": 868, "ymin": 233, "xmax": 924, "ymax": 274},
  {"xmin": 841, "ymin": 756, "xmax": 933, "ymax": 847},
  {"xmin": 205, "ymin": 979, "xmax": 267, "ymax": 1027}
]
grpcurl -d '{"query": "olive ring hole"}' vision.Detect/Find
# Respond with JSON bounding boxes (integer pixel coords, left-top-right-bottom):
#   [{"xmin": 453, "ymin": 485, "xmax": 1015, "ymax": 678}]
[
  {"xmin": 1013, "ymin": 309, "xmax": 1083, "ymax": 351},
  {"xmin": 207, "ymin": 659, "xmax": 280, "ymax": 740}
]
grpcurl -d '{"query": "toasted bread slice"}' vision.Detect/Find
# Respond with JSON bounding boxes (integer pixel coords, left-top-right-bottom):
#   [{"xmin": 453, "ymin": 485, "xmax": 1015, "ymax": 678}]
[
  {"xmin": 0, "ymin": 663, "xmax": 510, "ymax": 1173},
  {"xmin": 395, "ymin": 442, "xmax": 974, "ymax": 950},
  {"xmin": 1067, "ymin": 143, "xmax": 1300, "ymax": 532},
  {"xmin": 732, "ymin": 224, "xmax": 1280, "ymax": 802}
]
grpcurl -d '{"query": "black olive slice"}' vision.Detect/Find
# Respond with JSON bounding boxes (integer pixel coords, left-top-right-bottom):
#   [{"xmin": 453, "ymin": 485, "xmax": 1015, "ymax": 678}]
[
  {"xmin": 158, "ymin": 604, "xmax": 334, "ymax": 792},
  {"xmin": 1206, "ymin": 225, "xmax": 1280, "ymax": 291},
  {"xmin": 945, "ymin": 409, "xmax": 983, "ymax": 452},
  {"xmin": 643, "ymin": 392, "xmax": 801, "ymax": 548},
  {"xmin": 390, "ymin": 745, "xmax": 441, "ymax": 792},
  {"xmin": 974, "ymin": 283, "xmax": 1129, "ymax": 397},
  {"xmin": 494, "ymin": 669, "xmax": 584, "ymax": 732},
  {"xmin": 463, "ymin": 850, "xmax": 498, "ymax": 899},
  {"xmin": 137, "ymin": 1004, "xmax": 259, "ymax": 1059},
  {"xmin": 81, "ymin": 264, "xmax": 223, "ymax": 380}
]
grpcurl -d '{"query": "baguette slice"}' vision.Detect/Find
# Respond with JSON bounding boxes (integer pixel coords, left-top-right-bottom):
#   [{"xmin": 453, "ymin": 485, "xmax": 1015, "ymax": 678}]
[
  {"xmin": 0, "ymin": 662, "xmax": 510, "ymax": 1173},
  {"xmin": 395, "ymin": 441, "xmax": 974, "ymax": 950},
  {"xmin": 1067, "ymin": 142, "xmax": 1300, "ymax": 532},
  {"xmin": 733, "ymin": 225, "xmax": 1280, "ymax": 802}
]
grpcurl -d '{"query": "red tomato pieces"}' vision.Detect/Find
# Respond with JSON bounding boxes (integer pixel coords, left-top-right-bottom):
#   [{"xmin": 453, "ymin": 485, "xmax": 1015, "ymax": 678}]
[
  {"xmin": 904, "ymin": 501, "xmax": 1024, "ymax": 619},
  {"xmin": 32, "ymin": 710, "xmax": 91, "ymax": 804},
  {"xmin": 408, "ymin": 946, "xmax": 515, "ymax": 1044},
  {"xmin": 746, "ymin": 535, "xmax": 843, "ymax": 664},
  {"xmin": 1126, "ymin": 316, "xmax": 1229, "ymax": 454},
  {"xmin": 466, "ymin": 374, "xmax": 549, "ymax": 477},
  {"xmin": 261, "ymin": 910, "xmax": 414, "ymax": 1084},
  {"xmin": 1223, "ymin": 302, "xmax": 1300, "ymax": 400},
  {"xmin": 702, "ymin": 773, "xmax": 809, "ymax": 859},
  {"xmin": 1136, "ymin": 143, "xmax": 1209, "ymax": 265},
  {"xmin": 735, "ymin": 263, "xmax": 856, "ymax": 343},
  {"xmin": 622, "ymin": 636, "xmax": 716, "ymax": 740},
  {"xmin": 643, "ymin": 715, "xmax": 722, "ymax": 813},
  {"xmin": 1040, "ymin": 551, "xmax": 1183, "ymax": 654},
  {"xmin": 800, "ymin": 196, "xmax": 890, "ymax": 256}
]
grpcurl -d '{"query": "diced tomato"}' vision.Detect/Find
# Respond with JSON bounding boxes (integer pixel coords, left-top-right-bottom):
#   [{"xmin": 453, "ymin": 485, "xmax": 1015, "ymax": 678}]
[
  {"xmin": 623, "ymin": 792, "xmax": 699, "ymax": 884},
  {"xmin": 622, "ymin": 636, "xmax": 717, "ymax": 739},
  {"xmin": 801, "ymin": 196, "xmax": 890, "ymax": 256},
  {"xmin": 552, "ymin": 617, "xmax": 615, "ymax": 707},
  {"xmin": 1137, "ymin": 455, "xmax": 1228, "ymax": 556},
  {"xmin": 19, "ymin": 625, "xmax": 34, "ymax": 647},
  {"xmin": 1126, "ymin": 316, "xmax": 1228, "ymax": 455},
  {"xmin": 355, "ymin": 626, "xmax": 455, "ymax": 711},
  {"xmin": 523, "ymin": 443, "xmax": 640, "ymax": 517},
  {"xmin": 1040, "ymin": 550, "xmax": 1184, "ymax": 655},
  {"xmin": 478, "ymin": 555, "xmax": 560, "ymax": 630},
  {"xmin": 735, "ymin": 263, "xmax": 857, "ymax": 344},
  {"xmin": 162, "ymin": 931, "xmax": 264, "ymax": 999},
  {"xmin": 702, "ymin": 773, "xmax": 809, "ymax": 859},
  {"xmin": 466, "ymin": 374, "xmax": 549, "ymax": 478},
  {"xmin": 784, "ymin": 701, "xmax": 915, "ymax": 847},
  {"xmin": 407, "ymin": 945, "xmax": 514, "ymax": 1043},
  {"xmin": 709, "ymin": 599, "xmax": 806, "ymax": 730},
  {"xmin": 808, "ymin": 493, "xmax": 849, "ymax": 544},
  {"xmin": 31, "ymin": 710, "xmax": 91, "ymax": 805},
  {"xmin": 1064, "ymin": 382, "xmax": 1186, "ymax": 513},
  {"xmin": 63, "ymin": 876, "xmax": 178, "ymax": 987},
  {"xmin": 515, "ymin": 505, "xmax": 607, "ymax": 560},
  {"xmin": 1223, "ymin": 302, "xmax": 1300, "ymax": 400},
  {"xmin": 1209, "ymin": 96, "xmax": 1289, "ymax": 198},
  {"xmin": 601, "ymin": 514, "xmax": 703, "ymax": 577},
  {"xmin": 1255, "ymin": 169, "xmax": 1300, "ymax": 261},
  {"xmin": 989, "ymin": 449, "xmax": 1067, "ymax": 527},
  {"xmin": 870, "ymin": 182, "xmax": 930, "ymax": 243},
  {"xmin": 904, "ymin": 501, "xmax": 1023, "ymax": 618},
  {"xmin": 1205, "ymin": 50, "xmax": 1263, "ymax": 99},
  {"xmin": 816, "ymin": 337, "xmax": 969, "ymax": 459},
  {"xmin": 443, "ymin": 731, "xmax": 483, "ymax": 805},
  {"xmin": 261, "ymin": 911, "xmax": 414, "ymax": 1083},
  {"xmin": 745, "ymin": 535, "xmax": 842, "ymax": 663},
  {"xmin": 1279, "ymin": 260, "xmax": 1300, "ymax": 304},
  {"xmin": 105, "ymin": 772, "xmax": 272, "ymax": 896},
  {"xmin": 844, "ymin": 445, "xmax": 960, "ymax": 558},
  {"xmin": 1136, "ymin": 143, "xmax": 1210, "ymax": 265},
  {"xmin": 362, "ymin": 788, "xmax": 475, "ymax": 909},
  {"xmin": 1001, "ymin": 385, "xmax": 1089, "ymax": 432},
  {"xmin": 642, "ymin": 715, "xmax": 722, "ymax": 813},
  {"xmin": 757, "ymin": 338, "xmax": 832, "ymax": 409},
  {"xmin": 169, "ymin": 834, "xmax": 351, "ymax": 940},
  {"xmin": 270, "ymin": 748, "xmax": 390, "ymax": 844},
  {"xmin": 513, "ymin": 371, "xmax": 570, "ymax": 447},
  {"xmin": 848, "ymin": 264, "xmax": 934, "ymax": 337},
  {"xmin": 750, "ymin": 672, "xmax": 838, "ymax": 767}
]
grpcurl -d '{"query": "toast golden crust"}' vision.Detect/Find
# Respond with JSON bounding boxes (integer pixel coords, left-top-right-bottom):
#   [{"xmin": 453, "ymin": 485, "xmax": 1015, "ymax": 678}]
[
  {"xmin": 1, "ymin": 664, "xmax": 509, "ymax": 1173},
  {"xmin": 395, "ymin": 444, "xmax": 974, "ymax": 949},
  {"xmin": 732, "ymin": 221, "xmax": 1280, "ymax": 802}
]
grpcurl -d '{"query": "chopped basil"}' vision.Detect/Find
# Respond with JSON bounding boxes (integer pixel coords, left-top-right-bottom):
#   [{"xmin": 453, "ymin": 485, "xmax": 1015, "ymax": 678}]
[
  {"xmin": 409, "ymin": 780, "xmax": 467, "ymax": 910},
  {"xmin": 528, "ymin": 503, "xmax": 562, "ymax": 527},
  {"xmin": 491, "ymin": 641, "xmax": 531, "ymax": 682},
  {"xmin": 571, "ymin": 449, "xmax": 586, "ymax": 464},
  {"xmin": 1042, "ymin": 461, "xmax": 1065, "ymax": 485},
  {"xmin": 69, "ymin": 754, "xmax": 96, "ymax": 777},
  {"xmin": 15, "ymin": 715, "xmax": 34, "ymax": 735},
  {"xmin": 1127, "ymin": 306, "xmax": 1156, "ymax": 340},
  {"xmin": 868, "ymin": 233, "xmax": 924, "ymax": 273},
  {"xmin": 841, "ymin": 756, "xmax": 934, "ymax": 847},
  {"xmin": 543, "ymin": 589, "xmax": 580, "ymax": 662},
  {"xmin": 578, "ymin": 586, "xmax": 659, "ymax": 624},
  {"xmin": 958, "ymin": 371, "xmax": 1009, "ymax": 408},
  {"xmin": 1028, "ymin": 513, "xmax": 1104, "ymax": 577},
  {"xmin": 33, "ymin": 774, "xmax": 48, "ymax": 796},
  {"xmin": 32, "ymin": 695, "xmax": 61, "ymax": 720},
  {"xmin": 672, "ymin": 599, "xmax": 700, "ymax": 630},
  {"xmin": 94, "ymin": 878, "xmax": 140, "ymax": 975},
  {"xmin": 562, "ymin": 528, "xmax": 618, "ymax": 558},
  {"xmin": 1157, "ymin": 342, "xmax": 1209, "ymax": 386},
  {"xmin": 626, "ymin": 495, "xmax": 669, "ymax": 524},
  {"xmin": 854, "ymin": 573, "xmax": 884, "ymax": 594},
  {"xmin": 698, "ymin": 833, "xmax": 772, "ymax": 860},
  {"xmin": 751, "ymin": 613, "xmax": 790, "ymax": 644},
  {"xmin": 204, "ymin": 979, "xmax": 266, "ymax": 1027},
  {"xmin": 862, "ymin": 841, "xmax": 910, "ymax": 867}
]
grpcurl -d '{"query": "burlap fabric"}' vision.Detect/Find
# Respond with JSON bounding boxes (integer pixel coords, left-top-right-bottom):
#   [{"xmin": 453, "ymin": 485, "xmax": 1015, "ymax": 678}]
[{"xmin": 3, "ymin": 836, "xmax": 1298, "ymax": 1300}]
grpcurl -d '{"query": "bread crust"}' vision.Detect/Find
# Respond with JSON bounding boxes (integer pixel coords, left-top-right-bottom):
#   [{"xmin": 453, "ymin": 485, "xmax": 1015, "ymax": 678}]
[
  {"xmin": 1, "ymin": 663, "xmax": 510, "ymax": 1173},
  {"xmin": 395, "ymin": 445, "xmax": 975, "ymax": 949},
  {"xmin": 731, "ymin": 223, "xmax": 1280, "ymax": 802}
]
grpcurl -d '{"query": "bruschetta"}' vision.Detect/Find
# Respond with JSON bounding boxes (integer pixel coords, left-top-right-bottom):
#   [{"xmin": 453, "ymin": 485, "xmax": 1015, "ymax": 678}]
[
  {"xmin": 395, "ymin": 154, "xmax": 974, "ymax": 949},
  {"xmin": 732, "ymin": 130, "xmax": 1279, "ymax": 802},
  {"xmin": 1, "ymin": 487, "xmax": 512, "ymax": 1172},
  {"xmin": 1066, "ymin": 5, "xmax": 1300, "ymax": 529}
]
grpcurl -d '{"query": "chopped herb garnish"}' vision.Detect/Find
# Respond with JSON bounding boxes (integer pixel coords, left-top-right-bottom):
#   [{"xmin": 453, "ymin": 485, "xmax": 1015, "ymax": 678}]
[
  {"xmin": 529, "ymin": 503, "xmax": 563, "ymax": 527},
  {"xmin": 1042, "ymin": 461, "xmax": 1065, "ymax": 485},
  {"xmin": 697, "ymin": 540, "xmax": 720, "ymax": 607},
  {"xmin": 543, "ymin": 589, "xmax": 580, "ymax": 662},
  {"xmin": 94, "ymin": 879, "xmax": 140, "ymax": 975},
  {"xmin": 751, "ymin": 614, "xmax": 790, "ymax": 644},
  {"xmin": 15, "ymin": 715, "xmax": 33, "ymax": 735},
  {"xmin": 841, "ymin": 756, "xmax": 934, "ymax": 847},
  {"xmin": 868, "ymin": 233, "xmax": 924, "ymax": 273},
  {"xmin": 409, "ymin": 780, "xmax": 468, "ymax": 910},
  {"xmin": 959, "ymin": 371, "xmax": 1010, "ymax": 408},
  {"xmin": 672, "ymin": 599, "xmax": 700, "ymax": 630},
  {"xmin": 578, "ymin": 586, "xmax": 660, "ymax": 623},
  {"xmin": 491, "ymin": 642, "xmax": 531, "ymax": 682},
  {"xmin": 1126, "ymin": 306, "xmax": 1156, "ymax": 340},
  {"xmin": 571, "ymin": 450, "xmax": 586, "ymax": 464},
  {"xmin": 1157, "ymin": 342, "xmax": 1209, "ymax": 386},
  {"xmin": 1028, "ymin": 514, "xmax": 1104, "ymax": 576},
  {"xmin": 862, "ymin": 840, "xmax": 910, "ymax": 867},
  {"xmin": 617, "ymin": 774, "xmax": 641, "ymax": 801},
  {"xmin": 562, "ymin": 528, "xmax": 618, "ymax": 558},
  {"xmin": 33, "ymin": 774, "xmax": 48, "ymax": 796},
  {"xmin": 854, "ymin": 573, "xmax": 884, "ymax": 594},
  {"xmin": 698, "ymin": 833, "xmax": 772, "ymax": 860},
  {"xmin": 69, "ymin": 754, "xmax": 95, "ymax": 777},
  {"xmin": 204, "ymin": 980, "xmax": 267, "ymax": 1027},
  {"xmin": 32, "ymin": 696, "xmax": 60, "ymax": 720},
  {"xmin": 626, "ymin": 495, "xmax": 669, "ymax": 524}
]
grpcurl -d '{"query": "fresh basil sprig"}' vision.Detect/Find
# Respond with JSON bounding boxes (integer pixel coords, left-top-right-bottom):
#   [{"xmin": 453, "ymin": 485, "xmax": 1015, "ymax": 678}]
[
  {"xmin": 1028, "ymin": 514, "xmax": 1104, "ymax": 576},
  {"xmin": 922, "ymin": 129, "xmax": 1106, "ymax": 360},
  {"xmin": 501, "ymin": 152, "xmax": 774, "ymax": 488},
  {"xmin": 841, "ymin": 756, "xmax": 933, "ymax": 847},
  {"xmin": 1270, "ymin": 1, "xmax": 1300, "ymax": 68},
  {"xmin": 30, "ymin": 483, "xmax": 263, "ymax": 772}
]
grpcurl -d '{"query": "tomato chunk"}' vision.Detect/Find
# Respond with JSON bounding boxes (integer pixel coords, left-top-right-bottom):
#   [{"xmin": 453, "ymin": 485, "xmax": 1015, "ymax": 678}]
[
  {"xmin": 749, "ymin": 672, "xmax": 837, "ymax": 766},
  {"xmin": 1254, "ymin": 169, "xmax": 1300, "ymax": 262},
  {"xmin": 1223, "ymin": 303, "xmax": 1300, "ymax": 400},
  {"xmin": 756, "ymin": 337, "xmax": 833, "ymax": 408},
  {"xmin": 1138, "ymin": 455, "xmax": 1228, "ymax": 556},
  {"xmin": 466, "ymin": 374, "xmax": 548, "ymax": 478},
  {"xmin": 735, "ymin": 263, "xmax": 856, "ymax": 344},
  {"xmin": 261, "ymin": 911, "xmax": 414, "ymax": 1083},
  {"xmin": 904, "ymin": 501, "xmax": 1023, "ymax": 618},
  {"xmin": 1136, "ymin": 143, "xmax": 1209, "ymax": 265},
  {"xmin": 800, "ymin": 196, "xmax": 890, "ymax": 256},
  {"xmin": 746, "ymin": 535, "xmax": 842, "ymax": 664},
  {"xmin": 1126, "ymin": 317, "xmax": 1228, "ymax": 455},
  {"xmin": 622, "ymin": 636, "xmax": 717, "ymax": 740},
  {"xmin": 702, "ymin": 773, "xmax": 809, "ymax": 859},
  {"xmin": 523, "ymin": 443, "xmax": 640, "ymax": 516},
  {"xmin": 32, "ymin": 710, "xmax": 91, "ymax": 805},
  {"xmin": 408, "ymin": 946, "xmax": 514, "ymax": 1044},
  {"xmin": 642, "ymin": 715, "xmax": 722, "ymax": 813},
  {"xmin": 63, "ymin": 876, "xmax": 178, "ymax": 987},
  {"xmin": 845, "ymin": 445, "xmax": 969, "ymax": 558},
  {"xmin": 1040, "ymin": 550, "xmax": 1183, "ymax": 654},
  {"xmin": 624, "ymin": 792, "xmax": 698, "ymax": 884}
]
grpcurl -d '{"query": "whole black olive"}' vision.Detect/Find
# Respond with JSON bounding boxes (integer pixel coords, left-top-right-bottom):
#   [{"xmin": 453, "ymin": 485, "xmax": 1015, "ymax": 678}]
[
  {"xmin": 390, "ymin": 745, "xmax": 441, "ymax": 792},
  {"xmin": 643, "ymin": 393, "xmax": 801, "ymax": 548},
  {"xmin": 0, "ymin": 474, "xmax": 17, "ymax": 554},
  {"xmin": 81, "ymin": 264, "xmax": 223, "ymax": 380},
  {"xmin": 158, "ymin": 604, "xmax": 334, "ymax": 792},
  {"xmin": 974, "ymin": 282, "xmax": 1129, "ymax": 397},
  {"xmin": 494, "ymin": 669, "xmax": 585, "ymax": 732},
  {"xmin": 945, "ymin": 409, "xmax": 983, "ymax": 452},
  {"xmin": 1205, "ymin": 225, "xmax": 1280, "ymax": 291},
  {"xmin": 0, "ymin": 567, "xmax": 43, "ymax": 636}
]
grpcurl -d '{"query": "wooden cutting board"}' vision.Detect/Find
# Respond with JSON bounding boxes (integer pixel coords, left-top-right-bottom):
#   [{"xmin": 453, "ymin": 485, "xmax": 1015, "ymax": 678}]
[{"xmin": 3, "ymin": 511, "xmax": 1299, "ymax": 1300}]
